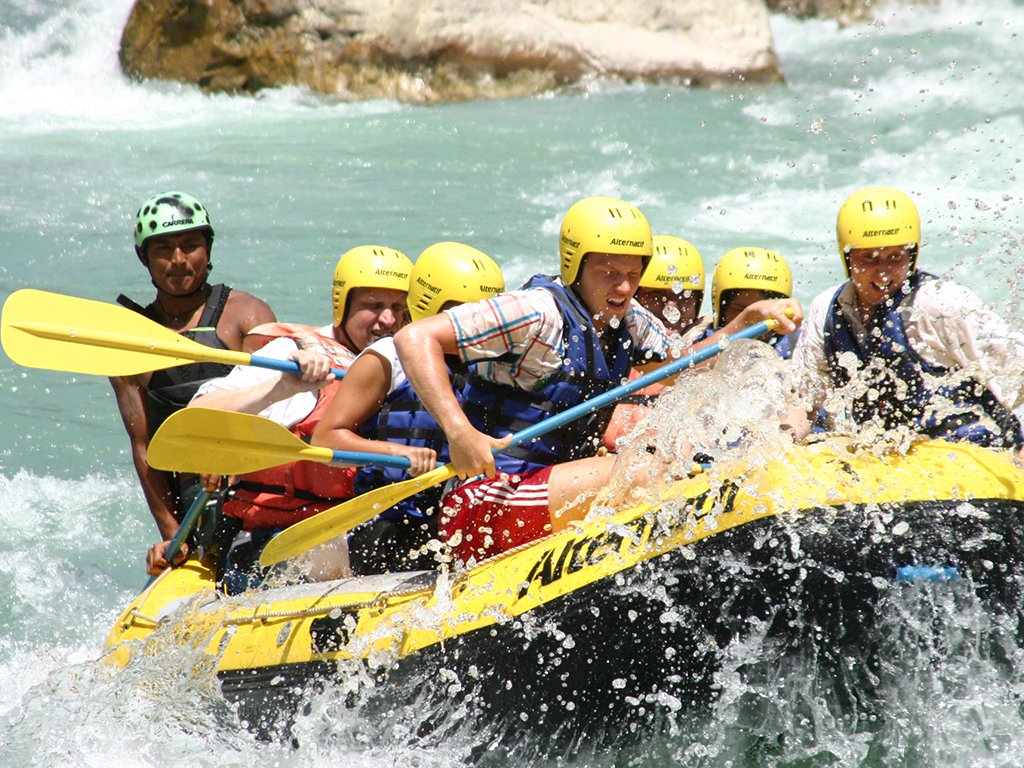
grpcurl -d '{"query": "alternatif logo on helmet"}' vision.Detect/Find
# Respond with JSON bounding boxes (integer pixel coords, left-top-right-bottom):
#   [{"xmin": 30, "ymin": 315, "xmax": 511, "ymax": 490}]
[{"xmin": 836, "ymin": 186, "xmax": 921, "ymax": 274}]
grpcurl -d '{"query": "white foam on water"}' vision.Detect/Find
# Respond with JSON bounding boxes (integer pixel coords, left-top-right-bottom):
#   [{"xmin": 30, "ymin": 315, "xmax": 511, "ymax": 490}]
[
  {"xmin": 0, "ymin": 0, "xmax": 402, "ymax": 134},
  {"xmin": 0, "ymin": 471, "xmax": 147, "ymax": 657},
  {"xmin": 3, "ymin": 0, "xmax": 1024, "ymax": 762},
  {"xmin": 677, "ymin": 580, "xmax": 1024, "ymax": 767}
]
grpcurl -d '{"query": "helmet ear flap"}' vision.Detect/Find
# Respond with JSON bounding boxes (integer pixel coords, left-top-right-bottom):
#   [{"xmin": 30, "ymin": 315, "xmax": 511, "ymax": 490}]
[{"xmin": 571, "ymin": 253, "xmax": 590, "ymax": 287}]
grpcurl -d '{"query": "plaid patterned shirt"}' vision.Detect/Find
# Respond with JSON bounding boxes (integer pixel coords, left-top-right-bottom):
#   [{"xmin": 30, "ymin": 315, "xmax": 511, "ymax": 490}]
[{"xmin": 444, "ymin": 284, "xmax": 669, "ymax": 392}]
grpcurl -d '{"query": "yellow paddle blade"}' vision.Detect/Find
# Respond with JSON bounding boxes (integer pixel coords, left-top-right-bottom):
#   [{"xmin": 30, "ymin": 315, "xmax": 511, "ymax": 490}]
[
  {"xmin": 149, "ymin": 408, "xmax": 336, "ymax": 475},
  {"xmin": 1, "ymin": 289, "xmax": 252, "ymax": 376},
  {"xmin": 258, "ymin": 463, "xmax": 458, "ymax": 567}
]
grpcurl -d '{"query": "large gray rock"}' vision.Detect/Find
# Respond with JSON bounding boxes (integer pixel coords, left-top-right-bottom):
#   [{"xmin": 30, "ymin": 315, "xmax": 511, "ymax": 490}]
[
  {"xmin": 119, "ymin": 0, "xmax": 789, "ymax": 102},
  {"xmin": 765, "ymin": 0, "xmax": 872, "ymax": 23}
]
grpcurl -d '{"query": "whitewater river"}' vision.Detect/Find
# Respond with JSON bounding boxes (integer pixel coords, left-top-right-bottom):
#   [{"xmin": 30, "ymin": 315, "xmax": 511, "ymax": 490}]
[{"xmin": 1, "ymin": 0, "xmax": 1023, "ymax": 764}]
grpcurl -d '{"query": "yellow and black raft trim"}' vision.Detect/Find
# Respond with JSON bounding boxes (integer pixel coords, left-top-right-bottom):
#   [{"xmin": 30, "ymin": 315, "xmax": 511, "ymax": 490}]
[{"xmin": 103, "ymin": 438, "xmax": 1024, "ymax": 743}]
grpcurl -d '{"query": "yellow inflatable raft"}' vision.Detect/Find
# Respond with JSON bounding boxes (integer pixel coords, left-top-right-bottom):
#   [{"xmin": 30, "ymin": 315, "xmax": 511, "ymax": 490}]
[{"xmin": 103, "ymin": 438, "xmax": 1024, "ymax": 742}]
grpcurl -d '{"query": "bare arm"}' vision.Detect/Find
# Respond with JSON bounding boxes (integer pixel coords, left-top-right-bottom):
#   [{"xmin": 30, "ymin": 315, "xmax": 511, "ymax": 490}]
[
  {"xmin": 311, "ymin": 350, "xmax": 436, "ymax": 477},
  {"xmin": 395, "ymin": 314, "xmax": 510, "ymax": 479},
  {"xmin": 701, "ymin": 297, "xmax": 802, "ymax": 353},
  {"xmin": 109, "ymin": 374, "xmax": 180, "ymax": 540},
  {"xmin": 637, "ymin": 297, "xmax": 803, "ymax": 381},
  {"xmin": 189, "ymin": 348, "xmax": 333, "ymax": 414},
  {"xmin": 217, "ymin": 289, "xmax": 277, "ymax": 353}
]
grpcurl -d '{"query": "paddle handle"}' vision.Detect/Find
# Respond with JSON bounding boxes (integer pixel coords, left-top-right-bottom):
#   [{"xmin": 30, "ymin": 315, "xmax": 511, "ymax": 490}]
[
  {"xmin": 142, "ymin": 488, "xmax": 212, "ymax": 589},
  {"xmin": 250, "ymin": 354, "xmax": 347, "ymax": 380},
  {"xmin": 505, "ymin": 319, "xmax": 779, "ymax": 451}
]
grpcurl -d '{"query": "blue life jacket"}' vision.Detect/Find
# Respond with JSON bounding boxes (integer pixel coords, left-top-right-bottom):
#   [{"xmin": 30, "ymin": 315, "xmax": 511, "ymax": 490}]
[
  {"xmin": 459, "ymin": 275, "xmax": 640, "ymax": 475},
  {"xmin": 354, "ymin": 359, "xmax": 465, "ymax": 520},
  {"xmin": 822, "ymin": 271, "xmax": 1023, "ymax": 449},
  {"xmin": 772, "ymin": 328, "xmax": 799, "ymax": 360}
]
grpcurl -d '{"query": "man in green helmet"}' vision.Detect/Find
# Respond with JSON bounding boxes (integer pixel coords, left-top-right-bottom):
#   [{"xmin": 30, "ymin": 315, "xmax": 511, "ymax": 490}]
[{"xmin": 110, "ymin": 191, "xmax": 276, "ymax": 548}]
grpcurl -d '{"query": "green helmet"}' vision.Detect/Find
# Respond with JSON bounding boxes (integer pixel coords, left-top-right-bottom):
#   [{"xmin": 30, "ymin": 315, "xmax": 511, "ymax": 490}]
[{"xmin": 134, "ymin": 192, "xmax": 215, "ymax": 257}]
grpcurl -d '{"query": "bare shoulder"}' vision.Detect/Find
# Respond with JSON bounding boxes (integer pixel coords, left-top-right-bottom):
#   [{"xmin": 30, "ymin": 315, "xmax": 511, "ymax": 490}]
[
  {"xmin": 215, "ymin": 289, "xmax": 277, "ymax": 351},
  {"xmin": 223, "ymin": 288, "xmax": 277, "ymax": 331}
]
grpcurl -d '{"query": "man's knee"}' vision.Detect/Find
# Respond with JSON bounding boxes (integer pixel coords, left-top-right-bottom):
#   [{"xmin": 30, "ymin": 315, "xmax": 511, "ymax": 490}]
[{"xmin": 548, "ymin": 456, "xmax": 617, "ymax": 529}]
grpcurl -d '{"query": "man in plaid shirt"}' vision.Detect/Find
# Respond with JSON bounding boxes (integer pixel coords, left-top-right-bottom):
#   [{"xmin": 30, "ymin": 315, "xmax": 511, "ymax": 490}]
[{"xmin": 396, "ymin": 197, "xmax": 800, "ymax": 564}]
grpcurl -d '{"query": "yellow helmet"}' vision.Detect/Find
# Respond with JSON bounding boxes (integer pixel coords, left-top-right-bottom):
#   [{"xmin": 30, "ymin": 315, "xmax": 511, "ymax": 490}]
[
  {"xmin": 641, "ymin": 235, "xmax": 705, "ymax": 292},
  {"xmin": 331, "ymin": 245, "xmax": 413, "ymax": 326},
  {"xmin": 836, "ymin": 186, "xmax": 920, "ymax": 275},
  {"xmin": 711, "ymin": 247, "xmax": 792, "ymax": 324},
  {"xmin": 407, "ymin": 242, "xmax": 506, "ymax": 321},
  {"xmin": 558, "ymin": 196, "xmax": 653, "ymax": 285}
]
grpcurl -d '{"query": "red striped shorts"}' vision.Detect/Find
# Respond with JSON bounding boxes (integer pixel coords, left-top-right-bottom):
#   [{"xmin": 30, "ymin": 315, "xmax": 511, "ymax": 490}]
[{"xmin": 440, "ymin": 466, "xmax": 555, "ymax": 564}]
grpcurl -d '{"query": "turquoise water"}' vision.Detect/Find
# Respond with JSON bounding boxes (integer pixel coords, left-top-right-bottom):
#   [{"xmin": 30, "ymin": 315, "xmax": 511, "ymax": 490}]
[{"xmin": 1, "ymin": 0, "xmax": 1023, "ymax": 764}]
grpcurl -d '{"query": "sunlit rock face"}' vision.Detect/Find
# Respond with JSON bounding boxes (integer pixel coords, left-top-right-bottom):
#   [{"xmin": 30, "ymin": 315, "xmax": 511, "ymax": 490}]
[
  {"xmin": 119, "ymin": 0, "xmax": 791, "ymax": 103},
  {"xmin": 765, "ymin": 0, "xmax": 873, "ymax": 24}
]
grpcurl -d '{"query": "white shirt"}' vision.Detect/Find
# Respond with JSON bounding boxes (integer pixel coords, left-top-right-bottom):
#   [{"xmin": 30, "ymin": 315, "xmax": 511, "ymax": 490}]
[
  {"xmin": 790, "ymin": 277, "xmax": 1024, "ymax": 414},
  {"xmin": 443, "ymin": 284, "xmax": 669, "ymax": 392},
  {"xmin": 358, "ymin": 336, "xmax": 407, "ymax": 397},
  {"xmin": 191, "ymin": 324, "xmax": 338, "ymax": 427}
]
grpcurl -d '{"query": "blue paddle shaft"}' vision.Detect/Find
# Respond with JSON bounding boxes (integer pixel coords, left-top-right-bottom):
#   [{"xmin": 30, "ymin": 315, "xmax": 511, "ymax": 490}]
[
  {"xmin": 143, "ymin": 488, "xmax": 213, "ymax": 589},
  {"xmin": 250, "ymin": 354, "xmax": 347, "ymax": 380},
  {"xmin": 261, "ymin": 322, "xmax": 777, "ymax": 481},
  {"xmin": 505, "ymin": 319, "xmax": 778, "ymax": 451},
  {"xmin": 332, "ymin": 449, "xmax": 412, "ymax": 469}
]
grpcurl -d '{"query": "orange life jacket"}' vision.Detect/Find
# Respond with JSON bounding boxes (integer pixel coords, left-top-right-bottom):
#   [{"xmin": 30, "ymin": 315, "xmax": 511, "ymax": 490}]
[
  {"xmin": 222, "ymin": 323, "xmax": 357, "ymax": 531},
  {"xmin": 245, "ymin": 322, "xmax": 347, "ymax": 358}
]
